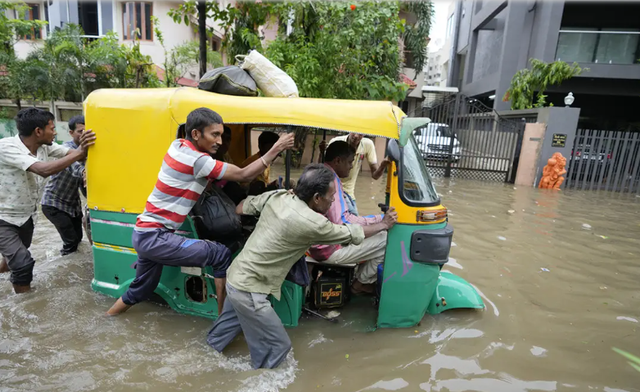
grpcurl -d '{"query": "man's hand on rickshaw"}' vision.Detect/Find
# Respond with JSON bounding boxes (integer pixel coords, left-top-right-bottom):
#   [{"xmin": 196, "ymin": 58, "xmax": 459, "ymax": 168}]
[
  {"xmin": 382, "ymin": 207, "xmax": 398, "ymax": 229},
  {"xmin": 274, "ymin": 133, "xmax": 295, "ymax": 153},
  {"xmin": 79, "ymin": 129, "xmax": 97, "ymax": 158}
]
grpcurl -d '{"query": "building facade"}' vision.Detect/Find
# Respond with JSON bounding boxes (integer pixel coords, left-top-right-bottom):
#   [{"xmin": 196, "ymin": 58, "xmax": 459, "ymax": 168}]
[
  {"xmin": 447, "ymin": 0, "xmax": 640, "ymax": 128},
  {"xmin": 10, "ymin": 1, "xmax": 230, "ymax": 84}
]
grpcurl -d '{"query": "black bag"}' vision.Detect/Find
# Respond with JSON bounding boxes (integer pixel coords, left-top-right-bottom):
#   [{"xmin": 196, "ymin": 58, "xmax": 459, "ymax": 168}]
[
  {"xmin": 198, "ymin": 66, "xmax": 258, "ymax": 96},
  {"xmin": 191, "ymin": 186, "xmax": 243, "ymax": 248}
]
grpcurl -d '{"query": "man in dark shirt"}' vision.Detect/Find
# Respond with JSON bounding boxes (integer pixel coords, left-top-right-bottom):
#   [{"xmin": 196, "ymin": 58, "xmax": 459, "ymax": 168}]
[{"xmin": 41, "ymin": 115, "xmax": 87, "ymax": 255}]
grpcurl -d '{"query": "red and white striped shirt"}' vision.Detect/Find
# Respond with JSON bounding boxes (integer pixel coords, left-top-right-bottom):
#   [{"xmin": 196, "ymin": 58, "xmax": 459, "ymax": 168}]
[{"xmin": 135, "ymin": 139, "xmax": 228, "ymax": 232}]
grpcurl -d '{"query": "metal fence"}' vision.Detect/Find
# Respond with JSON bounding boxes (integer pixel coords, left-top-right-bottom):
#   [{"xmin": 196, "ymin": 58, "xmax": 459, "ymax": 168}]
[
  {"xmin": 565, "ymin": 128, "xmax": 640, "ymax": 194},
  {"xmin": 419, "ymin": 95, "xmax": 525, "ymax": 182}
]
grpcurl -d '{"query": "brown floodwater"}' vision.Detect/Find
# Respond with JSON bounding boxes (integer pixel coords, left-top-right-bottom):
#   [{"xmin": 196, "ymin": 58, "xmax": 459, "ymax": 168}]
[{"xmin": 1, "ymin": 165, "xmax": 640, "ymax": 392}]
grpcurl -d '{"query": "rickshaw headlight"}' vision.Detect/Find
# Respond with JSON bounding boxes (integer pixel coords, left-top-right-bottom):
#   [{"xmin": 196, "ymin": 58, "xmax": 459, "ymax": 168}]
[{"xmin": 416, "ymin": 208, "xmax": 448, "ymax": 223}]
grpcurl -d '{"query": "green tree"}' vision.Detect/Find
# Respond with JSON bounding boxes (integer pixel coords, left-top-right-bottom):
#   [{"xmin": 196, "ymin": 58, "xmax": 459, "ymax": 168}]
[
  {"xmin": 153, "ymin": 16, "xmax": 222, "ymax": 87},
  {"xmin": 401, "ymin": 1, "xmax": 435, "ymax": 77},
  {"xmin": 503, "ymin": 59, "xmax": 586, "ymax": 110},
  {"xmin": 0, "ymin": 1, "xmax": 47, "ymax": 56}
]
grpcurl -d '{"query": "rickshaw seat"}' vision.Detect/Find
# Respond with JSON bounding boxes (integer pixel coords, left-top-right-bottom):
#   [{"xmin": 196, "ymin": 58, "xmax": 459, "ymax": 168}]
[{"xmin": 305, "ymin": 256, "xmax": 358, "ymax": 269}]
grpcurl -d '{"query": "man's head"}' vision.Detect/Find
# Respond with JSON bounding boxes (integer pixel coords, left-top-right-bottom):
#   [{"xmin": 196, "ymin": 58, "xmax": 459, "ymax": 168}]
[
  {"xmin": 258, "ymin": 131, "xmax": 279, "ymax": 156},
  {"xmin": 294, "ymin": 163, "xmax": 336, "ymax": 214},
  {"xmin": 68, "ymin": 115, "xmax": 85, "ymax": 146},
  {"xmin": 185, "ymin": 107, "xmax": 224, "ymax": 155},
  {"xmin": 324, "ymin": 141, "xmax": 355, "ymax": 178},
  {"xmin": 16, "ymin": 107, "xmax": 56, "ymax": 146},
  {"xmin": 347, "ymin": 133, "xmax": 364, "ymax": 149}
]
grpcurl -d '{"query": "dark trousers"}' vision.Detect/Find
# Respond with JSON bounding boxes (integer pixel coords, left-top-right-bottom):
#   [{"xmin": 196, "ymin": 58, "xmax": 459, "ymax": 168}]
[
  {"xmin": 0, "ymin": 218, "xmax": 35, "ymax": 286},
  {"xmin": 41, "ymin": 205, "xmax": 83, "ymax": 255},
  {"xmin": 122, "ymin": 229, "xmax": 232, "ymax": 306}
]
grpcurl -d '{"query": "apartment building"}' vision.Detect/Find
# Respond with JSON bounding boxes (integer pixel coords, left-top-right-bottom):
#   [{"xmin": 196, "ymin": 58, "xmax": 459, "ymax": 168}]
[{"xmin": 447, "ymin": 0, "xmax": 640, "ymax": 128}]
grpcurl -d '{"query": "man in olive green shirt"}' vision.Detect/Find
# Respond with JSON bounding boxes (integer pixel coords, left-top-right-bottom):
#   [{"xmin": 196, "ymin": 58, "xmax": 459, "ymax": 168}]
[{"xmin": 207, "ymin": 164, "xmax": 397, "ymax": 369}]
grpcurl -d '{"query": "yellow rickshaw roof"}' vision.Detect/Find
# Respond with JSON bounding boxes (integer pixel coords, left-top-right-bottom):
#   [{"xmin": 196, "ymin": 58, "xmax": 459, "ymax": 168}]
[{"xmin": 84, "ymin": 87, "xmax": 405, "ymax": 139}]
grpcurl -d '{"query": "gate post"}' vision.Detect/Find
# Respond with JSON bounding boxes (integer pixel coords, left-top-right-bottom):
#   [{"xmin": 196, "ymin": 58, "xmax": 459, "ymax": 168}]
[{"xmin": 445, "ymin": 94, "xmax": 462, "ymax": 177}]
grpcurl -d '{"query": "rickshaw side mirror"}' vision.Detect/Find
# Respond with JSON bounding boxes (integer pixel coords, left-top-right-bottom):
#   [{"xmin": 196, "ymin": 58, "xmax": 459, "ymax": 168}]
[{"xmin": 386, "ymin": 139, "xmax": 401, "ymax": 164}]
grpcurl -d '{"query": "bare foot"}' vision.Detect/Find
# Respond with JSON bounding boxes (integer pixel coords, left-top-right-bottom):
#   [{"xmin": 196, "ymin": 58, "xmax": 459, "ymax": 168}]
[
  {"xmin": 13, "ymin": 284, "xmax": 31, "ymax": 293},
  {"xmin": 106, "ymin": 297, "xmax": 132, "ymax": 316},
  {"xmin": 0, "ymin": 257, "xmax": 9, "ymax": 273}
]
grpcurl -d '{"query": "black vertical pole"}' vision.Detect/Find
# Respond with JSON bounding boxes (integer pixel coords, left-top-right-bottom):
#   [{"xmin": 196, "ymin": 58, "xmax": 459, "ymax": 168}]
[
  {"xmin": 285, "ymin": 126, "xmax": 292, "ymax": 189},
  {"xmin": 320, "ymin": 130, "xmax": 327, "ymax": 163},
  {"xmin": 198, "ymin": 1, "xmax": 207, "ymax": 79},
  {"xmin": 445, "ymin": 94, "xmax": 461, "ymax": 178}
]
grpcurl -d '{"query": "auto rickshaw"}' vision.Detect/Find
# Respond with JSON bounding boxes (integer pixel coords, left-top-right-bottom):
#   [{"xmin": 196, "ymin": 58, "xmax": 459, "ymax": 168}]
[{"xmin": 84, "ymin": 87, "xmax": 484, "ymax": 329}]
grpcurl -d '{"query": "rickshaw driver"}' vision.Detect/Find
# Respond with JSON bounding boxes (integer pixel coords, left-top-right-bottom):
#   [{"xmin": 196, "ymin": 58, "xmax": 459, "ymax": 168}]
[
  {"xmin": 309, "ymin": 141, "xmax": 392, "ymax": 295},
  {"xmin": 320, "ymin": 134, "xmax": 389, "ymax": 215},
  {"xmin": 207, "ymin": 164, "xmax": 398, "ymax": 369},
  {"xmin": 106, "ymin": 108, "xmax": 295, "ymax": 317}
]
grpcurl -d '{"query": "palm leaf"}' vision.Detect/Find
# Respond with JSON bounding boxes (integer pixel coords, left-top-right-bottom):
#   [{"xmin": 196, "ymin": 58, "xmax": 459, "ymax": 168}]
[{"xmin": 612, "ymin": 347, "xmax": 640, "ymax": 372}]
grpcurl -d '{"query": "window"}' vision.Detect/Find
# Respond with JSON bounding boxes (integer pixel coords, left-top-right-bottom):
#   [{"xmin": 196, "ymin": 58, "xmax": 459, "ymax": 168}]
[
  {"xmin": 446, "ymin": 15, "xmax": 454, "ymax": 39},
  {"xmin": 122, "ymin": 2, "xmax": 153, "ymax": 41},
  {"xmin": 18, "ymin": 3, "xmax": 42, "ymax": 40},
  {"xmin": 78, "ymin": 1, "xmax": 99, "ymax": 37}
]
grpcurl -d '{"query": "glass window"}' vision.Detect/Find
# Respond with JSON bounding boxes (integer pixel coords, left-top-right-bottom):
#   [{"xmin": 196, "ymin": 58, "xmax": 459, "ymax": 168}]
[
  {"xmin": 401, "ymin": 137, "xmax": 439, "ymax": 205},
  {"xmin": 122, "ymin": 2, "xmax": 153, "ymax": 41},
  {"xmin": 556, "ymin": 28, "xmax": 598, "ymax": 63},
  {"xmin": 19, "ymin": 3, "xmax": 42, "ymax": 40},
  {"xmin": 595, "ymin": 28, "xmax": 639, "ymax": 64}
]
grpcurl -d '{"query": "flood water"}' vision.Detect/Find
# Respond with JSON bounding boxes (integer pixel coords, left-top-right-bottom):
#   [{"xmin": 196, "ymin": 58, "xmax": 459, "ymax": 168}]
[{"xmin": 2, "ymin": 165, "xmax": 640, "ymax": 392}]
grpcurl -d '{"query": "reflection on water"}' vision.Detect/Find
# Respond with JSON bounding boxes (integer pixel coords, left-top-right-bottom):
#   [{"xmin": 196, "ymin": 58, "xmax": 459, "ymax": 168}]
[{"xmin": 1, "ymin": 166, "xmax": 640, "ymax": 392}]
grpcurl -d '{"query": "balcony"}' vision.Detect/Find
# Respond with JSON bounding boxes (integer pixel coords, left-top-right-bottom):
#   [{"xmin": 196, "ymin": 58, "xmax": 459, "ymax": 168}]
[{"xmin": 556, "ymin": 29, "xmax": 640, "ymax": 65}]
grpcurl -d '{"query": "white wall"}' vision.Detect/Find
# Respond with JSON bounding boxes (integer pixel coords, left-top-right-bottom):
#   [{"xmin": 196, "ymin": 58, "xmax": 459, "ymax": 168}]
[{"xmin": 114, "ymin": 1, "xmax": 194, "ymax": 68}]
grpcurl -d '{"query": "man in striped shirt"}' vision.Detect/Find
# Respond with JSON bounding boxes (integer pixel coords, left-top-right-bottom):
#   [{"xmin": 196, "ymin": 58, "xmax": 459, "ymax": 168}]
[{"xmin": 107, "ymin": 108, "xmax": 294, "ymax": 316}]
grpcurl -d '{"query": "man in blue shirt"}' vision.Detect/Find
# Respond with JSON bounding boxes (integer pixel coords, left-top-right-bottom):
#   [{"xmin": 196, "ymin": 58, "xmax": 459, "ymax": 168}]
[{"xmin": 41, "ymin": 115, "xmax": 87, "ymax": 255}]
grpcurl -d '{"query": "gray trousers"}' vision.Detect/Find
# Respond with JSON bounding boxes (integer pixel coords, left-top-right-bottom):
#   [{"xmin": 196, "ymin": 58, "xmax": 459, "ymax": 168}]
[
  {"xmin": 0, "ymin": 218, "xmax": 35, "ymax": 286},
  {"xmin": 207, "ymin": 283, "xmax": 291, "ymax": 369}
]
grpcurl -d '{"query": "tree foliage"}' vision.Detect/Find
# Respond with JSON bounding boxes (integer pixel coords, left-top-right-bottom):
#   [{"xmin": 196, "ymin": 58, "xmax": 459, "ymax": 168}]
[
  {"xmin": 153, "ymin": 16, "xmax": 222, "ymax": 87},
  {"xmin": 0, "ymin": 1, "xmax": 47, "ymax": 56},
  {"xmin": 503, "ymin": 59, "xmax": 585, "ymax": 110},
  {"xmin": 169, "ymin": 1, "xmax": 433, "ymax": 102},
  {"xmin": 0, "ymin": 24, "xmax": 161, "ymax": 106},
  {"xmin": 401, "ymin": 1, "xmax": 435, "ymax": 76}
]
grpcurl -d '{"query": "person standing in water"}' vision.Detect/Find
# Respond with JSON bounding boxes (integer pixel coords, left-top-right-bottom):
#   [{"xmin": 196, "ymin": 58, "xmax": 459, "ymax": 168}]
[
  {"xmin": 0, "ymin": 108, "xmax": 95, "ymax": 293},
  {"xmin": 106, "ymin": 107, "xmax": 294, "ymax": 317}
]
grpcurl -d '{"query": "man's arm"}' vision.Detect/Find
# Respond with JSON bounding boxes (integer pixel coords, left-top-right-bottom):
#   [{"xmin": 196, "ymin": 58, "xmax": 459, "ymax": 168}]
[
  {"xmin": 371, "ymin": 157, "xmax": 390, "ymax": 180},
  {"xmin": 28, "ymin": 150, "xmax": 85, "ymax": 178},
  {"xmin": 313, "ymin": 207, "xmax": 397, "ymax": 246},
  {"xmin": 30, "ymin": 130, "xmax": 96, "ymax": 178},
  {"xmin": 235, "ymin": 190, "xmax": 281, "ymax": 216},
  {"xmin": 220, "ymin": 133, "xmax": 294, "ymax": 183}
]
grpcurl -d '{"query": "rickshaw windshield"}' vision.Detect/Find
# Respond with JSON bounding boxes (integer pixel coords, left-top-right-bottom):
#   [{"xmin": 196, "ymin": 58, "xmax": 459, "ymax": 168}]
[{"xmin": 401, "ymin": 136, "xmax": 440, "ymax": 205}]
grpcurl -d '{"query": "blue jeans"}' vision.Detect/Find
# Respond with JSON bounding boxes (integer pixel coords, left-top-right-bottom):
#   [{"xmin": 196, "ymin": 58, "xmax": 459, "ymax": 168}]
[{"xmin": 122, "ymin": 229, "xmax": 232, "ymax": 305}]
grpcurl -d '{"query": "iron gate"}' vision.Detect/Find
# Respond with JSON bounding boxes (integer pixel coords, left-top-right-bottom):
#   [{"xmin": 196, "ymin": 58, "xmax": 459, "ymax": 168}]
[
  {"xmin": 418, "ymin": 94, "xmax": 525, "ymax": 182},
  {"xmin": 565, "ymin": 128, "xmax": 640, "ymax": 194}
]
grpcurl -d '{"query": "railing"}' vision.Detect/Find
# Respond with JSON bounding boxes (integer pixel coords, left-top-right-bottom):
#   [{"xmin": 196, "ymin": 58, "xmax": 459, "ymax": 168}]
[{"xmin": 555, "ymin": 29, "xmax": 640, "ymax": 65}]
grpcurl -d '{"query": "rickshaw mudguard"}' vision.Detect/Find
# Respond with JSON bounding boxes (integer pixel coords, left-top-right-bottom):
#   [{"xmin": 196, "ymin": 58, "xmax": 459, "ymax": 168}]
[
  {"xmin": 377, "ymin": 224, "xmax": 441, "ymax": 329},
  {"xmin": 427, "ymin": 271, "xmax": 485, "ymax": 314}
]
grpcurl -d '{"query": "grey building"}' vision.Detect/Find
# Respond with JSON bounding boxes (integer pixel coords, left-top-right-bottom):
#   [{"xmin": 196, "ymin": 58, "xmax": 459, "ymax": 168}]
[{"xmin": 447, "ymin": 1, "xmax": 640, "ymax": 128}]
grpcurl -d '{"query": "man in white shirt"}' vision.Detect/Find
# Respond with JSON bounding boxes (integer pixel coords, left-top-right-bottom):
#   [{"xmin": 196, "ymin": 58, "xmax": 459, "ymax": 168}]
[
  {"xmin": 0, "ymin": 108, "xmax": 95, "ymax": 293},
  {"xmin": 320, "ymin": 134, "xmax": 389, "ymax": 215}
]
